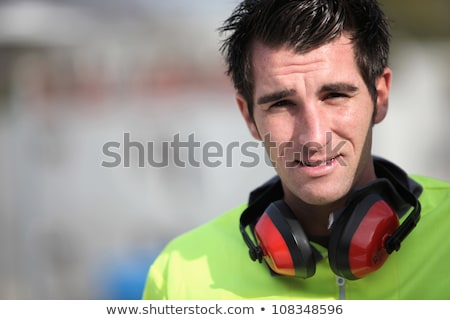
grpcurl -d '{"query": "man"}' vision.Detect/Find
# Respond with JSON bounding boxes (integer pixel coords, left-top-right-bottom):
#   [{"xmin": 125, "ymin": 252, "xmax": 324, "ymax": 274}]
[{"xmin": 142, "ymin": 0, "xmax": 450, "ymax": 299}]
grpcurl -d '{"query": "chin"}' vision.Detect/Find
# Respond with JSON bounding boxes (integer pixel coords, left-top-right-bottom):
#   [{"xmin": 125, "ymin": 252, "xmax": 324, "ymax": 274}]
[
  {"xmin": 294, "ymin": 182, "xmax": 350, "ymax": 207},
  {"xmin": 300, "ymin": 193, "xmax": 343, "ymax": 206}
]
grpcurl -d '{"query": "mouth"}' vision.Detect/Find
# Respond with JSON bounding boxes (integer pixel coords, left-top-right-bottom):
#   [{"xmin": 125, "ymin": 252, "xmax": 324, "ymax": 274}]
[{"xmin": 295, "ymin": 155, "xmax": 341, "ymax": 167}]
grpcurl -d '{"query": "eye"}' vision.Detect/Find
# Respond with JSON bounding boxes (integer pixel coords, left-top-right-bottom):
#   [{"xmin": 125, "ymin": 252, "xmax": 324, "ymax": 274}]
[
  {"xmin": 269, "ymin": 99, "xmax": 295, "ymax": 109},
  {"xmin": 324, "ymin": 92, "xmax": 349, "ymax": 100}
]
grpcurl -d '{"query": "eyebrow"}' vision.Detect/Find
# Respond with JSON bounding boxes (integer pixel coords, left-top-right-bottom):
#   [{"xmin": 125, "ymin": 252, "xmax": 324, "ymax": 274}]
[
  {"xmin": 320, "ymin": 82, "xmax": 359, "ymax": 94},
  {"xmin": 257, "ymin": 89, "xmax": 297, "ymax": 105}
]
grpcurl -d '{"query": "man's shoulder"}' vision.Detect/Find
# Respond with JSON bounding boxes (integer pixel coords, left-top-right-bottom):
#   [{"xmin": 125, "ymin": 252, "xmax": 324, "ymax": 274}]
[
  {"xmin": 411, "ymin": 174, "xmax": 450, "ymax": 192},
  {"xmin": 410, "ymin": 174, "xmax": 450, "ymax": 216},
  {"xmin": 143, "ymin": 202, "xmax": 250, "ymax": 299}
]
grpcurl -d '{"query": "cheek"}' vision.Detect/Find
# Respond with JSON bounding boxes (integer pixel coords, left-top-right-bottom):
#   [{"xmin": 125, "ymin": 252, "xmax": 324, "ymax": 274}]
[
  {"xmin": 336, "ymin": 107, "xmax": 374, "ymax": 152},
  {"xmin": 254, "ymin": 117, "xmax": 296, "ymax": 162},
  {"xmin": 255, "ymin": 112, "xmax": 294, "ymax": 139}
]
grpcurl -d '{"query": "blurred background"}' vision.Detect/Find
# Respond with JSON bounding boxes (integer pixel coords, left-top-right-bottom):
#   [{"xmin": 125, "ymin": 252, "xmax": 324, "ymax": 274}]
[{"xmin": 0, "ymin": 0, "xmax": 448, "ymax": 299}]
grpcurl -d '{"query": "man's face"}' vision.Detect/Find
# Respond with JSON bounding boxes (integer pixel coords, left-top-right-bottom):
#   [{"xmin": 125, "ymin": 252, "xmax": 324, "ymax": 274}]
[{"xmin": 237, "ymin": 35, "xmax": 391, "ymax": 208}]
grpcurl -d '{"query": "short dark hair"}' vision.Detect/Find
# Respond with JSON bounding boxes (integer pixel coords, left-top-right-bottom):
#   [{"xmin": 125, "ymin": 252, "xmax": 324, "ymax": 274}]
[{"xmin": 219, "ymin": 0, "xmax": 391, "ymax": 118}]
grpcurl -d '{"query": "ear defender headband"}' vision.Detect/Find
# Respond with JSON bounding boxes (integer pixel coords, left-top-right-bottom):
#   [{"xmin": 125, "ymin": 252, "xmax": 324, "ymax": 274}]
[{"xmin": 240, "ymin": 177, "xmax": 421, "ymax": 280}]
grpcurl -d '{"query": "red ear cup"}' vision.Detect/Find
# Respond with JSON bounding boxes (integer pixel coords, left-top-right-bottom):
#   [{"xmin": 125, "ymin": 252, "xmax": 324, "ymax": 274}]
[
  {"xmin": 329, "ymin": 194, "xmax": 400, "ymax": 280},
  {"xmin": 254, "ymin": 200, "xmax": 316, "ymax": 278},
  {"xmin": 254, "ymin": 213, "xmax": 295, "ymax": 276}
]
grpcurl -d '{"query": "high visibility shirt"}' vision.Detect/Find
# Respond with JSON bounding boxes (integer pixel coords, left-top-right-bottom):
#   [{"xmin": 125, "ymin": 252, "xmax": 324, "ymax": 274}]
[{"xmin": 142, "ymin": 174, "xmax": 450, "ymax": 300}]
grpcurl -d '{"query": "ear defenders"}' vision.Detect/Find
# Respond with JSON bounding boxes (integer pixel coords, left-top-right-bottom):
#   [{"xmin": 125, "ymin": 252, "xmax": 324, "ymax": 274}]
[{"xmin": 240, "ymin": 178, "xmax": 421, "ymax": 280}]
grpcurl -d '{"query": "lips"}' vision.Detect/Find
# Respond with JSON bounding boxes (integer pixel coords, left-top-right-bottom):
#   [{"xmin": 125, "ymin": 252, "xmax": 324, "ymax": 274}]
[{"xmin": 296, "ymin": 155, "xmax": 340, "ymax": 167}]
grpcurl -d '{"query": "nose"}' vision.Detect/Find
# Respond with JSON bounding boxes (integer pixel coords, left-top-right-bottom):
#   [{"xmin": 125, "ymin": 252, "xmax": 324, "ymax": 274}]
[{"xmin": 296, "ymin": 103, "xmax": 328, "ymax": 156}]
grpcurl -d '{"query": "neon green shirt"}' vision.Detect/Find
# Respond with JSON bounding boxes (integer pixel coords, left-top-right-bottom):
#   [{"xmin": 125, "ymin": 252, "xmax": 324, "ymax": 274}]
[{"xmin": 142, "ymin": 175, "xmax": 450, "ymax": 300}]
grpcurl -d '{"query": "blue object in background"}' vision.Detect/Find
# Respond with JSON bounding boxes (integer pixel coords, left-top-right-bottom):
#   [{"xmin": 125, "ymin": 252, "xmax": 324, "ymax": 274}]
[{"xmin": 95, "ymin": 247, "xmax": 162, "ymax": 300}]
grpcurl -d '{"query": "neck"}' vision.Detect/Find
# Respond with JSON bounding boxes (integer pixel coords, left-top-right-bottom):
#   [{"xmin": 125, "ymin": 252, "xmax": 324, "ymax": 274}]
[{"xmin": 283, "ymin": 193, "xmax": 346, "ymax": 238}]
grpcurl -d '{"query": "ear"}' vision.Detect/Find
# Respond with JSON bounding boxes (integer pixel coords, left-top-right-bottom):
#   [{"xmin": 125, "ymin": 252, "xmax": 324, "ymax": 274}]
[
  {"xmin": 236, "ymin": 93, "xmax": 262, "ymax": 140},
  {"xmin": 373, "ymin": 67, "xmax": 392, "ymax": 124}
]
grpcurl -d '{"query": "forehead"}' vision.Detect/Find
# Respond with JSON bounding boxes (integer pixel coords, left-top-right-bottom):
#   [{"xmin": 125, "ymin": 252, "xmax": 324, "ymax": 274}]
[{"xmin": 250, "ymin": 35, "xmax": 357, "ymax": 75}]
